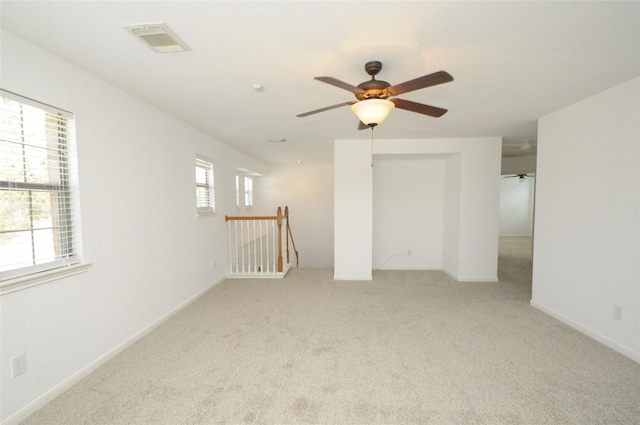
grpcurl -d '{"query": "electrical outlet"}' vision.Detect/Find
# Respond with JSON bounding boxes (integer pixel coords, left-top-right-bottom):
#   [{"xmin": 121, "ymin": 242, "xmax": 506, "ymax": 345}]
[
  {"xmin": 614, "ymin": 304, "xmax": 623, "ymax": 320},
  {"xmin": 11, "ymin": 353, "xmax": 26, "ymax": 377}
]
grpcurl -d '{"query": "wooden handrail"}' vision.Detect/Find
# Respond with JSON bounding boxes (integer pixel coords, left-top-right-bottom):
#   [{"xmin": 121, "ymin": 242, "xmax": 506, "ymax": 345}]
[
  {"xmin": 225, "ymin": 206, "xmax": 292, "ymax": 273},
  {"xmin": 285, "ymin": 206, "xmax": 299, "ymax": 267},
  {"xmin": 225, "ymin": 215, "xmax": 277, "ymax": 221}
]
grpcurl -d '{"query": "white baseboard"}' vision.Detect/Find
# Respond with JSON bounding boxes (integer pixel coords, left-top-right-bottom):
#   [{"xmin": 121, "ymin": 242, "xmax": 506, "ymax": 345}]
[
  {"xmin": 457, "ymin": 276, "xmax": 499, "ymax": 282},
  {"xmin": 374, "ymin": 266, "xmax": 441, "ymax": 271},
  {"xmin": 442, "ymin": 268, "xmax": 458, "ymax": 281},
  {"xmin": 530, "ymin": 300, "xmax": 640, "ymax": 364},
  {"xmin": 1, "ymin": 277, "xmax": 225, "ymax": 425},
  {"xmin": 442, "ymin": 268, "xmax": 498, "ymax": 282},
  {"xmin": 333, "ymin": 274, "xmax": 372, "ymax": 281}
]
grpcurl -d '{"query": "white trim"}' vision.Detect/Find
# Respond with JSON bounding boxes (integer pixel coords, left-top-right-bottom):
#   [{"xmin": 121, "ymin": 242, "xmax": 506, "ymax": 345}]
[
  {"xmin": 333, "ymin": 274, "xmax": 373, "ymax": 281},
  {"xmin": 442, "ymin": 269, "xmax": 458, "ymax": 281},
  {"xmin": 442, "ymin": 268, "xmax": 499, "ymax": 282},
  {"xmin": 531, "ymin": 300, "xmax": 640, "ymax": 364},
  {"xmin": 457, "ymin": 276, "xmax": 499, "ymax": 282},
  {"xmin": 375, "ymin": 266, "xmax": 442, "ymax": 271},
  {"xmin": 0, "ymin": 89, "xmax": 73, "ymax": 117},
  {"xmin": 196, "ymin": 210, "xmax": 216, "ymax": 219},
  {"xmin": 0, "ymin": 263, "xmax": 91, "ymax": 296},
  {"xmin": 195, "ymin": 153, "xmax": 213, "ymax": 163},
  {"xmin": 0, "ymin": 276, "xmax": 226, "ymax": 425}
]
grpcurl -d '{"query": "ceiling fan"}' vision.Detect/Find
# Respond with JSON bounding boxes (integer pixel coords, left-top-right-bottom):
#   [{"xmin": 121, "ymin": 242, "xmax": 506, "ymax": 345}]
[
  {"xmin": 296, "ymin": 60, "xmax": 454, "ymax": 129},
  {"xmin": 502, "ymin": 173, "xmax": 535, "ymax": 183}
]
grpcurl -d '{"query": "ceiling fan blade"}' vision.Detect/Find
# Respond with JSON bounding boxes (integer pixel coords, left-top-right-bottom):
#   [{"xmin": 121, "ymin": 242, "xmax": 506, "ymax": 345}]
[
  {"xmin": 296, "ymin": 101, "xmax": 355, "ymax": 117},
  {"xmin": 384, "ymin": 71, "xmax": 454, "ymax": 97},
  {"xmin": 501, "ymin": 173, "xmax": 535, "ymax": 179},
  {"xmin": 391, "ymin": 98, "xmax": 448, "ymax": 117},
  {"xmin": 357, "ymin": 121, "xmax": 369, "ymax": 130},
  {"xmin": 315, "ymin": 77, "xmax": 366, "ymax": 94}
]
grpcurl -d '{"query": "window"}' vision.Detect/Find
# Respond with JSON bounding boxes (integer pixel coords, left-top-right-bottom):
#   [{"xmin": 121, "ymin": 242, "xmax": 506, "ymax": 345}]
[
  {"xmin": 244, "ymin": 176, "xmax": 253, "ymax": 207},
  {"xmin": 235, "ymin": 174, "xmax": 240, "ymax": 207},
  {"xmin": 0, "ymin": 91, "xmax": 82, "ymax": 284},
  {"xmin": 235, "ymin": 170, "xmax": 258, "ymax": 210},
  {"xmin": 195, "ymin": 156, "xmax": 214, "ymax": 215}
]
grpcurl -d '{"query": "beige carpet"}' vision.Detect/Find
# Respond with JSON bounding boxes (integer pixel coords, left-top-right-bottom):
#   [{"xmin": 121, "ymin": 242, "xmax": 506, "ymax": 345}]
[{"xmin": 22, "ymin": 237, "xmax": 640, "ymax": 424}]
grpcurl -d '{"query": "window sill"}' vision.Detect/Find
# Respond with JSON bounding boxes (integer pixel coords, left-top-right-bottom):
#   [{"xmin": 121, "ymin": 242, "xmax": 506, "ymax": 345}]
[
  {"xmin": 197, "ymin": 212, "xmax": 216, "ymax": 219},
  {"xmin": 0, "ymin": 263, "xmax": 92, "ymax": 296}
]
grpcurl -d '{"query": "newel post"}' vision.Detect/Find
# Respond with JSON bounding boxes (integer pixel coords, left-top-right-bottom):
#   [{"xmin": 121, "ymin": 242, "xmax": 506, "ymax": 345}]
[{"xmin": 277, "ymin": 207, "xmax": 283, "ymax": 273}]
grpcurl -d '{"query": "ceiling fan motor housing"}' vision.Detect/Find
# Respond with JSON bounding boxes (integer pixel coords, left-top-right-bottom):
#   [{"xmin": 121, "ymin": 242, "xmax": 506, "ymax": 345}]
[
  {"xmin": 356, "ymin": 60, "xmax": 390, "ymax": 99},
  {"xmin": 356, "ymin": 79, "xmax": 391, "ymax": 100}
]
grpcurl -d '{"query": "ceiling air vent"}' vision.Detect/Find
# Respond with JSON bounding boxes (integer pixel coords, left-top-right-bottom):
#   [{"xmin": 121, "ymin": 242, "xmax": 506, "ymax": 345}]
[{"xmin": 124, "ymin": 23, "xmax": 189, "ymax": 53}]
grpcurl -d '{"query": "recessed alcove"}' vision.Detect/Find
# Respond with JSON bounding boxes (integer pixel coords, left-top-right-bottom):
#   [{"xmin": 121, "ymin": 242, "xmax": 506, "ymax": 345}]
[{"xmin": 334, "ymin": 137, "xmax": 502, "ymax": 281}]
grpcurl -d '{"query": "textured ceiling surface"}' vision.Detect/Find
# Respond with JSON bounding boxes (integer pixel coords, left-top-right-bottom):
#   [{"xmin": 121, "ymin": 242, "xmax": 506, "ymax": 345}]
[{"xmin": 2, "ymin": 1, "xmax": 638, "ymax": 166}]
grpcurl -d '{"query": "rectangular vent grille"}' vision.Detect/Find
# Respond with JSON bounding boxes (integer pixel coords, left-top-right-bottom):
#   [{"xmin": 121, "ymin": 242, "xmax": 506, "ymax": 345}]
[{"xmin": 124, "ymin": 23, "xmax": 189, "ymax": 53}]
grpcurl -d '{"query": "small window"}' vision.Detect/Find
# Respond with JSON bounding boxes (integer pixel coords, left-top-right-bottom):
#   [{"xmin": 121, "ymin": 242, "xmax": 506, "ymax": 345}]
[
  {"xmin": 195, "ymin": 156, "xmax": 214, "ymax": 215},
  {"xmin": 235, "ymin": 171, "xmax": 257, "ymax": 210},
  {"xmin": 244, "ymin": 176, "xmax": 253, "ymax": 207},
  {"xmin": 235, "ymin": 174, "xmax": 240, "ymax": 207},
  {"xmin": 0, "ymin": 91, "xmax": 82, "ymax": 283}
]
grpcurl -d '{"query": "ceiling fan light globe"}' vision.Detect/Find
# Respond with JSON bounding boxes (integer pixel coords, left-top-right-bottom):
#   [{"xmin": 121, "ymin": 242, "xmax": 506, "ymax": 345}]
[{"xmin": 351, "ymin": 99, "xmax": 395, "ymax": 126}]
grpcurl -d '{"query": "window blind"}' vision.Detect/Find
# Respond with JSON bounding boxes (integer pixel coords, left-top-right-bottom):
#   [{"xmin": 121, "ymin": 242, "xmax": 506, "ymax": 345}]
[
  {"xmin": 195, "ymin": 156, "xmax": 214, "ymax": 214},
  {"xmin": 0, "ymin": 91, "xmax": 80, "ymax": 281}
]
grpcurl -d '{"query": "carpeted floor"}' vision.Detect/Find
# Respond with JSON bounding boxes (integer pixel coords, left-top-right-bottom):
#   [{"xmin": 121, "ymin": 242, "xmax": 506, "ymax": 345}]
[{"xmin": 21, "ymin": 237, "xmax": 640, "ymax": 424}]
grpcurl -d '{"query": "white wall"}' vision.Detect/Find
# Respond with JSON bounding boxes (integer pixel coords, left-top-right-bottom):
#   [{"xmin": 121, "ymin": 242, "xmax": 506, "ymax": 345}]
[
  {"xmin": 532, "ymin": 77, "xmax": 640, "ymax": 363},
  {"xmin": 0, "ymin": 31, "xmax": 267, "ymax": 423},
  {"xmin": 501, "ymin": 154, "xmax": 536, "ymax": 175},
  {"xmin": 455, "ymin": 138, "xmax": 502, "ymax": 281},
  {"xmin": 443, "ymin": 154, "xmax": 462, "ymax": 276},
  {"xmin": 258, "ymin": 164, "xmax": 334, "ymax": 268},
  {"xmin": 333, "ymin": 140, "xmax": 373, "ymax": 280},
  {"xmin": 373, "ymin": 156, "xmax": 445, "ymax": 270},
  {"xmin": 334, "ymin": 137, "xmax": 502, "ymax": 281},
  {"xmin": 499, "ymin": 177, "xmax": 535, "ymax": 236}
]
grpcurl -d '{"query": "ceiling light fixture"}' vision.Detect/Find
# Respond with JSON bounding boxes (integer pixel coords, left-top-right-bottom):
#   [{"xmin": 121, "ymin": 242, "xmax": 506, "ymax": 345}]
[{"xmin": 351, "ymin": 98, "xmax": 395, "ymax": 127}]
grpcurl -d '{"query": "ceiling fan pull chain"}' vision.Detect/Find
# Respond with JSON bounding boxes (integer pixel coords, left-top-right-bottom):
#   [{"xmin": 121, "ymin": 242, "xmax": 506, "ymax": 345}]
[{"xmin": 371, "ymin": 127, "xmax": 374, "ymax": 168}]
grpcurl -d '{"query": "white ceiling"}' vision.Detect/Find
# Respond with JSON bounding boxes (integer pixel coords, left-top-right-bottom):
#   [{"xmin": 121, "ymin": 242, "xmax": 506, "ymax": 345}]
[{"xmin": 2, "ymin": 1, "xmax": 638, "ymax": 166}]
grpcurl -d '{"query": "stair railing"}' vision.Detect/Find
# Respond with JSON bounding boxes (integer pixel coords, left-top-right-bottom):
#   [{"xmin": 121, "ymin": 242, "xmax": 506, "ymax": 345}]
[
  {"xmin": 285, "ymin": 206, "xmax": 299, "ymax": 267},
  {"xmin": 225, "ymin": 206, "xmax": 296, "ymax": 277}
]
